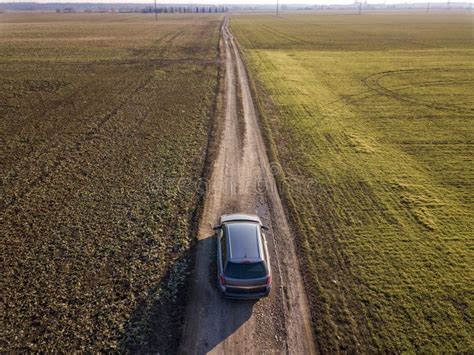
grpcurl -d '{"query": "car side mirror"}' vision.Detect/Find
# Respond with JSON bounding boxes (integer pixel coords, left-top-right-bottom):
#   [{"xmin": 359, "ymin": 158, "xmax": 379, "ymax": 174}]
[
  {"xmin": 213, "ymin": 225, "xmax": 221, "ymax": 231},
  {"xmin": 262, "ymin": 225, "xmax": 269, "ymax": 231}
]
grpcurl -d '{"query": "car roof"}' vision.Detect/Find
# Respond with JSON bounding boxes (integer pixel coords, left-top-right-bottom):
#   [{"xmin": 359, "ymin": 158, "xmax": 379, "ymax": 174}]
[
  {"xmin": 220, "ymin": 213, "xmax": 262, "ymax": 225},
  {"xmin": 225, "ymin": 222, "xmax": 262, "ymax": 262}
]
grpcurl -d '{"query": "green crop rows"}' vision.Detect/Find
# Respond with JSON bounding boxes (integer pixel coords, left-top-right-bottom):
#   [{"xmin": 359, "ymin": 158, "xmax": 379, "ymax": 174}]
[{"xmin": 232, "ymin": 12, "xmax": 473, "ymax": 353}]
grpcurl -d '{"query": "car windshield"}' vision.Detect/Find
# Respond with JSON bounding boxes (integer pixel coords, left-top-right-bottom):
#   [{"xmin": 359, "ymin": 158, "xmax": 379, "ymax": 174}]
[{"xmin": 225, "ymin": 261, "xmax": 267, "ymax": 279}]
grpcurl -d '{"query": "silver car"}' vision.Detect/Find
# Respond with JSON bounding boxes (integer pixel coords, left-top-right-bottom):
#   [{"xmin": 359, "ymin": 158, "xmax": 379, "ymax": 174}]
[{"xmin": 214, "ymin": 213, "xmax": 272, "ymax": 299}]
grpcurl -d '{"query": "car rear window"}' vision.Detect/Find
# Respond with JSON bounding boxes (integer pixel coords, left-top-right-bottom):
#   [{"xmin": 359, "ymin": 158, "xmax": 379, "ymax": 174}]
[
  {"xmin": 227, "ymin": 223, "xmax": 260, "ymax": 259},
  {"xmin": 225, "ymin": 261, "xmax": 267, "ymax": 279}
]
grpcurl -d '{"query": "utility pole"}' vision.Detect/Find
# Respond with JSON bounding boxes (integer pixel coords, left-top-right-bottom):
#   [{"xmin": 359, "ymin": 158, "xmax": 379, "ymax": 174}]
[
  {"xmin": 276, "ymin": 0, "xmax": 279, "ymax": 17},
  {"xmin": 426, "ymin": 0, "xmax": 430, "ymax": 12},
  {"xmin": 154, "ymin": 0, "xmax": 157, "ymax": 21},
  {"xmin": 358, "ymin": 1, "xmax": 362, "ymax": 14}
]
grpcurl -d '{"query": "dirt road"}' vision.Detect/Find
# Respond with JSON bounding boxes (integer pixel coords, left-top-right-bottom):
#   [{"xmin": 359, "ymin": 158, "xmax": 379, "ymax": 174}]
[{"xmin": 179, "ymin": 17, "xmax": 316, "ymax": 354}]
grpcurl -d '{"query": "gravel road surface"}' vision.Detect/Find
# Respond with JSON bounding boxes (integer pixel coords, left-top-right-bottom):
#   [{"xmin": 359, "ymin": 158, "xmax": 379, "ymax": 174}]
[{"xmin": 179, "ymin": 17, "xmax": 316, "ymax": 355}]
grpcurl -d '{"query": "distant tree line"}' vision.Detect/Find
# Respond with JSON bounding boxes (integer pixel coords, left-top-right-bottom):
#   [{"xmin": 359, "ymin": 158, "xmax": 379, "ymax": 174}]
[
  {"xmin": 142, "ymin": 6, "xmax": 229, "ymax": 14},
  {"xmin": 54, "ymin": 5, "xmax": 229, "ymax": 14},
  {"xmin": 56, "ymin": 7, "xmax": 76, "ymax": 13},
  {"xmin": 8, "ymin": 1, "xmax": 470, "ymax": 14}
]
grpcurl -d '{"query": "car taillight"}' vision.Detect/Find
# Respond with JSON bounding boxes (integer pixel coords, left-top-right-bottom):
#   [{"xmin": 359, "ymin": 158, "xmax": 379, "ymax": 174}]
[
  {"xmin": 220, "ymin": 275, "xmax": 226, "ymax": 285},
  {"xmin": 266, "ymin": 276, "xmax": 272, "ymax": 285}
]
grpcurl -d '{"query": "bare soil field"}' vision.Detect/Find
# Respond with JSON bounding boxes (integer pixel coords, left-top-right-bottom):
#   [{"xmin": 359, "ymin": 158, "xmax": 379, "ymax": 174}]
[
  {"xmin": 1, "ymin": 13, "xmax": 221, "ymax": 352},
  {"xmin": 232, "ymin": 11, "xmax": 473, "ymax": 353}
]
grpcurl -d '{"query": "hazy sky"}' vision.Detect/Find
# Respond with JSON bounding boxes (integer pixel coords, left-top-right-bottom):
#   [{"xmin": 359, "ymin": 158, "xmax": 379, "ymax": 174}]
[{"xmin": 0, "ymin": 0, "xmax": 460, "ymax": 4}]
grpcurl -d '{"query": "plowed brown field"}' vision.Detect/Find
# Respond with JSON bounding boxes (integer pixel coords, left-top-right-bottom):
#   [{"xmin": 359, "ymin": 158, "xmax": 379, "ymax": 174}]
[{"xmin": 1, "ymin": 13, "xmax": 221, "ymax": 352}]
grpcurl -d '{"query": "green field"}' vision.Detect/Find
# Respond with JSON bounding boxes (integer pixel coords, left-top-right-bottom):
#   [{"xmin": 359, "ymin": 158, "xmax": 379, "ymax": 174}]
[
  {"xmin": 1, "ymin": 13, "xmax": 221, "ymax": 352},
  {"xmin": 232, "ymin": 12, "xmax": 473, "ymax": 352}
]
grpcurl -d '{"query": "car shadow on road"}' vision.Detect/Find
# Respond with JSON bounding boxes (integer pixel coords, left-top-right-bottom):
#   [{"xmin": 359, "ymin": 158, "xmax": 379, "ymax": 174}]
[
  {"xmin": 191, "ymin": 234, "xmax": 256, "ymax": 354},
  {"xmin": 118, "ymin": 234, "xmax": 255, "ymax": 354}
]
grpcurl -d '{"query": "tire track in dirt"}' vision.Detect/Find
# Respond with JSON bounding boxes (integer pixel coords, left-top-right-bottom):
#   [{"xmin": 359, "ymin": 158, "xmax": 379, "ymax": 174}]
[
  {"xmin": 179, "ymin": 17, "xmax": 316, "ymax": 355},
  {"xmin": 1, "ymin": 74, "xmax": 153, "ymax": 212},
  {"xmin": 0, "ymin": 23, "xmax": 218, "ymax": 212},
  {"xmin": 0, "ymin": 59, "xmax": 219, "ymax": 66},
  {"xmin": 363, "ymin": 68, "xmax": 474, "ymax": 113}
]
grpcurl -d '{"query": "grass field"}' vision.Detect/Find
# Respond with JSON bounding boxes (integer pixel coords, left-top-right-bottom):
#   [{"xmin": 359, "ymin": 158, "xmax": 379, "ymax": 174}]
[
  {"xmin": 232, "ymin": 12, "xmax": 473, "ymax": 353},
  {"xmin": 1, "ymin": 13, "xmax": 221, "ymax": 352}
]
